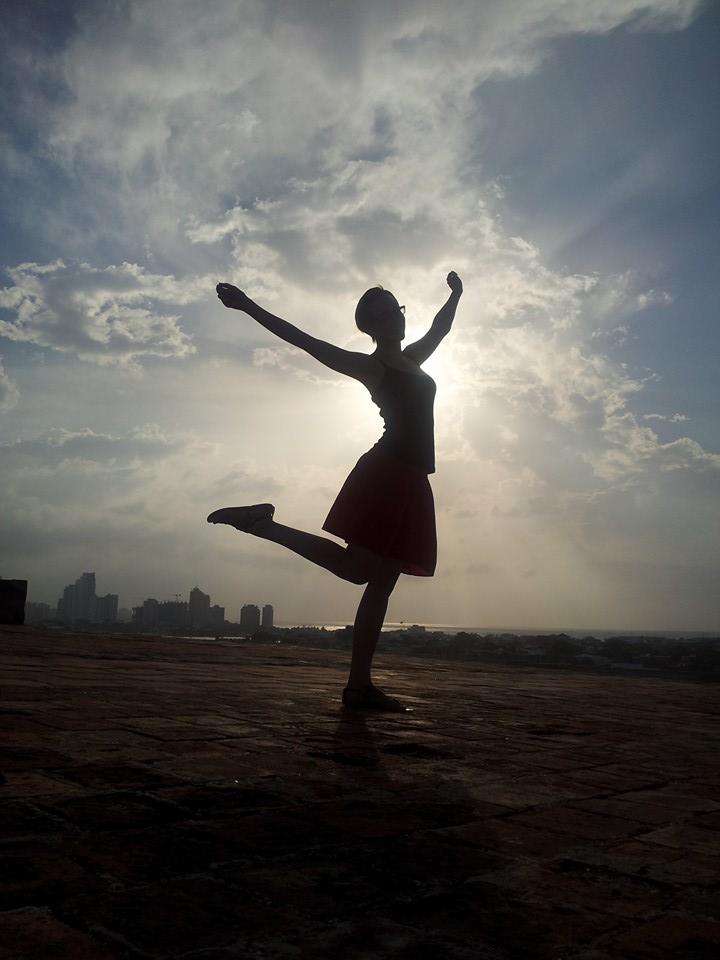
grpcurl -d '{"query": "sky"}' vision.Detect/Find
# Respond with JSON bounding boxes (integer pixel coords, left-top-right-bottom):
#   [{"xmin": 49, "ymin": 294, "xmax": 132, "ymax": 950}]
[{"xmin": 1, "ymin": 0, "xmax": 718, "ymax": 632}]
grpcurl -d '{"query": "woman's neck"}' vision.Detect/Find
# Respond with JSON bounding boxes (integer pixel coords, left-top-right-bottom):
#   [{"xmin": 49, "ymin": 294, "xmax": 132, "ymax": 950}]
[{"xmin": 372, "ymin": 343, "xmax": 403, "ymax": 360}]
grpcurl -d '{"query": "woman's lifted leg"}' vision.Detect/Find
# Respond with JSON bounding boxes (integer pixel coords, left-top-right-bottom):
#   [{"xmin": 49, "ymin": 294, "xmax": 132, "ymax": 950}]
[
  {"xmin": 208, "ymin": 506, "xmax": 370, "ymax": 584},
  {"xmin": 208, "ymin": 506, "xmax": 406, "ymax": 710}
]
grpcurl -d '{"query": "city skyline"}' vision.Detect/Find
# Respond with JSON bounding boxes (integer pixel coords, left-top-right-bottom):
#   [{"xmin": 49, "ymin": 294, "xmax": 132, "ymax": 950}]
[
  {"xmin": 2, "ymin": 2, "xmax": 719, "ymax": 633},
  {"xmin": 24, "ymin": 565, "xmax": 274, "ymax": 629}
]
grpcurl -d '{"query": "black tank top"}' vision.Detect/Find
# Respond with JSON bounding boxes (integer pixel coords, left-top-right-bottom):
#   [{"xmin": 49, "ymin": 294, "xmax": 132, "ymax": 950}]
[{"xmin": 370, "ymin": 357, "xmax": 436, "ymax": 474}]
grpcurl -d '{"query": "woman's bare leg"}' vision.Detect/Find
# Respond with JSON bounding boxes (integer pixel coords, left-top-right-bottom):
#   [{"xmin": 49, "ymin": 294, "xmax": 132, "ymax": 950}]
[
  {"xmin": 215, "ymin": 511, "xmax": 404, "ymax": 703},
  {"xmin": 251, "ymin": 518, "xmax": 368, "ymax": 584},
  {"xmin": 347, "ymin": 567, "xmax": 401, "ymax": 690}
]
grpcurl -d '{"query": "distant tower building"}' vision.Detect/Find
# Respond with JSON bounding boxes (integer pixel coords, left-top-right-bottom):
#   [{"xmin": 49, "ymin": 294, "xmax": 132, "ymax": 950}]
[
  {"xmin": 240, "ymin": 604, "xmax": 261, "ymax": 633},
  {"xmin": 135, "ymin": 598, "xmax": 159, "ymax": 627},
  {"xmin": 158, "ymin": 601, "xmax": 189, "ymax": 628},
  {"xmin": 59, "ymin": 584, "xmax": 76, "ymax": 622},
  {"xmin": 209, "ymin": 605, "xmax": 225, "ymax": 630},
  {"xmin": 75, "ymin": 572, "xmax": 96, "ymax": 620},
  {"xmin": 25, "ymin": 602, "xmax": 52, "ymax": 623},
  {"xmin": 95, "ymin": 594, "xmax": 118, "ymax": 622},
  {"xmin": 262, "ymin": 604, "xmax": 274, "ymax": 629},
  {"xmin": 189, "ymin": 586, "xmax": 211, "ymax": 629}
]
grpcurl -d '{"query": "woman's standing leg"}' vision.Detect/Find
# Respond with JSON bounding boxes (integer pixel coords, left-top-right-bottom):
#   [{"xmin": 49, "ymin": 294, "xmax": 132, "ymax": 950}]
[{"xmin": 346, "ymin": 564, "xmax": 402, "ymax": 706}]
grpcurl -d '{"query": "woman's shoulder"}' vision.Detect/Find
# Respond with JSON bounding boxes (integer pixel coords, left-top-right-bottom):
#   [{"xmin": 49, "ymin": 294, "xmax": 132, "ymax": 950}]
[
  {"xmin": 362, "ymin": 352, "xmax": 421, "ymax": 394},
  {"xmin": 362, "ymin": 356, "xmax": 385, "ymax": 395}
]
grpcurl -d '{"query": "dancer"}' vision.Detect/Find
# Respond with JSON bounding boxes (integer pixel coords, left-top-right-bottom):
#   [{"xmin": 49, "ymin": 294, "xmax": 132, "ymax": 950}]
[{"xmin": 209, "ymin": 271, "xmax": 463, "ymax": 710}]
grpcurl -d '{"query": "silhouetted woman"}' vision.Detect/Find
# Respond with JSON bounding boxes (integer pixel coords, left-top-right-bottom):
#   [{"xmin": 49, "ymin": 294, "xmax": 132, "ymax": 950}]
[{"xmin": 209, "ymin": 271, "xmax": 463, "ymax": 710}]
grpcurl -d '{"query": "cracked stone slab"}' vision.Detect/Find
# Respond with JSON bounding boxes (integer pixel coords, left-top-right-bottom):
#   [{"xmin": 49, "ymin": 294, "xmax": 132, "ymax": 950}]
[{"xmin": 1, "ymin": 624, "xmax": 717, "ymax": 960}]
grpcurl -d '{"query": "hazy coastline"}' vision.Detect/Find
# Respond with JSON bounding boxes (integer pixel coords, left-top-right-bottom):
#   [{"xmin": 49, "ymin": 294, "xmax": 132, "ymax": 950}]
[{"xmin": 274, "ymin": 622, "xmax": 720, "ymax": 641}]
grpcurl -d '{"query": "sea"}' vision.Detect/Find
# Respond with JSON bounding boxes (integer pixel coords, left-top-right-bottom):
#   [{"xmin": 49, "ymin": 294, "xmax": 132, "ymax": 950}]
[{"xmin": 273, "ymin": 622, "xmax": 717, "ymax": 640}]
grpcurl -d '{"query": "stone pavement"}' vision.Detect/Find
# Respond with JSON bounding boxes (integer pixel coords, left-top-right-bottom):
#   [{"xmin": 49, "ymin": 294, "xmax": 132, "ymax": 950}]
[{"xmin": 1, "ymin": 626, "xmax": 718, "ymax": 960}]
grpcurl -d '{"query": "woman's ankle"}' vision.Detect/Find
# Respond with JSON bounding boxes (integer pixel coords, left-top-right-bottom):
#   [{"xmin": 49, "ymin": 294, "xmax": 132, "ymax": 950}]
[
  {"xmin": 346, "ymin": 675, "xmax": 371, "ymax": 689},
  {"xmin": 250, "ymin": 517, "xmax": 274, "ymax": 537}
]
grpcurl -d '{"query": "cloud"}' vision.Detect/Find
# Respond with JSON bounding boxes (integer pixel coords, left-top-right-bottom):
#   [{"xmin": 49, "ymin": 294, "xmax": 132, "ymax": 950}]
[
  {"xmin": 0, "ymin": 261, "xmax": 202, "ymax": 366},
  {"xmin": 0, "ymin": 0, "xmax": 700, "ymax": 266},
  {"xmin": 0, "ymin": 422, "xmax": 288, "ymax": 601},
  {"xmin": 642, "ymin": 412, "xmax": 689, "ymax": 422},
  {"xmin": 0, "ymin": 356, "xmax": 18, "ymax": 412},
  {"xmin": 1, "ymin": 0, "xmax": 715, "ymax": 629},
  {"xmin": 0, "ymin": 424, "xmax": 188, "ymax": 467}
]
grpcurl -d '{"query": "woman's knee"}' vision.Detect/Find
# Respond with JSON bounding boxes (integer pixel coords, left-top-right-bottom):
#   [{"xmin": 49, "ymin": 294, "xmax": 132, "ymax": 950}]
[
  {"xmin": 367, "ymin": 560, "xmax": 401, "ymax": 597},
  {"xmin": 345, "ymin": 544, "xmax": 401, "ymax": 592}
]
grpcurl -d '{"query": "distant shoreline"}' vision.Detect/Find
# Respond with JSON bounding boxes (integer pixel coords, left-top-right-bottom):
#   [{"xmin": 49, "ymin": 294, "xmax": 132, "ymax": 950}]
[{"xmin": 273, "ymin": 622, "xmax": 720, "ymax": 641}]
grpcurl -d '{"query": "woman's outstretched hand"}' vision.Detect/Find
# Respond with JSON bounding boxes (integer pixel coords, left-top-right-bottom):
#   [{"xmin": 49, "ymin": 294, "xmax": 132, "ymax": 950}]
[
  {"xmin": 447, "ymin": 271, "xmax": 463, "ymax": 295},
  {"xmin": 216, "ymin": 282, "xmax": 252, "ymax": 311}
]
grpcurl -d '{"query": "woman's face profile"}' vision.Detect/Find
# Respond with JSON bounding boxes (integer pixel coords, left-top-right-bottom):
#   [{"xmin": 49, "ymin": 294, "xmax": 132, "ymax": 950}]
[{"xmin": 371, "ymin": 291, "xmax": 406, "ymax": 341}]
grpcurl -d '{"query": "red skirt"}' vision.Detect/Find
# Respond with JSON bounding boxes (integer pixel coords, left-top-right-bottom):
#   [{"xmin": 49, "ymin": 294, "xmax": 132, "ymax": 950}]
[{"xmin": 322, "ymin": 444, "xmax": 437, "ymax": 577}]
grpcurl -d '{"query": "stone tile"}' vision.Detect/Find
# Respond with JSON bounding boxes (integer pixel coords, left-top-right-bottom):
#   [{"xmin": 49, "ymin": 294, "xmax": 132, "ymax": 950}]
[
  {"xmin": 566, "ymin": 767, "xmax": 668, "ymax": 792},
  {"xmin": 38, "ymin": 790, "xmax": 183, "ymax": 832},
  {"xmin": 677, "ymin": 888, "xmax": 720, "ymax": 922},
  {"xmin": 477, "ymin": 859, "xmax": 676, "ymax": 920},
  {"xmin": 384, "ymin": 883, "xmax": 626, "ymax": 958},
  {"xmin": 118, "ymin": 718, "xmax": 236, "ymax": 740},
  {"xmin": 692, "ymin": 810, "xmax": 720, "ymax": 831},
  {"xmin": 148, "ymin": 782, "xmax": 287, "ymax": 816},
  {"xmin": 51, "ymin": 761, "xmax": 185, "ymax": 791},
  {"xmin": 0, "ymin": 772, "xmax": 88, "ymax": 799},
  {"xmin": 0, "ymin": 800, "xmax": 67, "ymax": 840},
  {"xmin": 428, "ymin": 817, "xmax": 592, "ymax": 860},
  {"xmin": 567, "ymin": 838, "xmax": 686, "ymax": 876},
  {"xmin": 0, "ymin": 747, "xmax": 75, "ymax": 772},
  {"xmin": 568, "ymin": 796, "xmax": 681, "ymax": 827},
  {"xmin": 607, "ymin": 913, "xmax": 720, "ymax": 957},
  {"xmin": 643, "ymin": 852, "xmax": 720, "ymax": 887},
  {"xmin": 190, "ymin": 809, "xmax": 347, "ymax": 856},
  {"xmin": 0, "ymin": 906, "xmax": 116, "ymax": 959},
  {"xmin": 2, "ymin": 626, "xmax": 717, "ymax": 960},
  {"xmin": 0, "ymin": 841, "xmax": 91, "ymax": 910},
  {"xmin": 465, "ymin": 782, "xmax": 559, "ymax": 809},
  {"xmin": 618, "ymin": 786, "xmax": 720, "ymax": 814},
  {"xmin": 512, "ymin": 806, "xmax": 646, "ymax": 841},
  {"xmin": 640, "ymin": 823, "xmax": 720, "ymax": 856},
  {"xmin": 297, "ymin": 797, "xmax": 487, "ymax": 839},
  {"xmin": 64, "ymin": 824, "xmax": 253, "ymax": 885},
  {"xmin": 62, "ymin": 877, "xmax": 273, "ymax": 955}
]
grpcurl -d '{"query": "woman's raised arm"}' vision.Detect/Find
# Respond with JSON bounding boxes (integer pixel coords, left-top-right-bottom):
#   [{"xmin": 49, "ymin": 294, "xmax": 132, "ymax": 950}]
[
  {"xmin": 217, "ymin": 282, "xmax": 314, "ymax": 352},
  {"xmin": 216, "ymin": 282, "xmax": 371, "ymax": 382}
]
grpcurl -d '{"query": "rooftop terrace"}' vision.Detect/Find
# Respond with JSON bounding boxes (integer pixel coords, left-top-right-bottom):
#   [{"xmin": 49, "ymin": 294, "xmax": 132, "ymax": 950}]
[{"xmin": 1, "ymin": 625, "xmax": 718, "ymax": 959}]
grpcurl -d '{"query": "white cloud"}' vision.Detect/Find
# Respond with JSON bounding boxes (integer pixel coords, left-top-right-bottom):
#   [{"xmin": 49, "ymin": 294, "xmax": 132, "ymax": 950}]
[
  {"xmin": 642, "ymin": 412, "xmax": 689, "ymax": 422},
  {"xmin": 0, "ymin": 356, "xmax": 19, "ymax": 413},
  {"xmin": 0, "ymin": 261, "xmax": 202, "ymax": 366},
  {"xmin": 0, "ymin": 424, "xmax": 189, "ymax": 467},
  {"xmin": 1, "ymin": 0, "xmax": 716, "ymax": 629}
]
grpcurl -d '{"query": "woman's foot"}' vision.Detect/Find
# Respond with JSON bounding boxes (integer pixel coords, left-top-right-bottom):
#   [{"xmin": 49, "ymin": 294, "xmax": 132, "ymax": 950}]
[
  {"xmin": 207, "ymin": 503, "xmax": 275, "ymax": 533},
  {"xmin": 341, "ymin": 683, "xmax": 408, "ymax": 712}
]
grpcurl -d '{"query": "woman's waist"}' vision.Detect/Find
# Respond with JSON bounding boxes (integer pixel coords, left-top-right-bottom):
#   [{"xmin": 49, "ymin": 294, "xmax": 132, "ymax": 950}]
[{"xmin": 369, "ymin": 437, "xmax": 434, "ymax": 474}]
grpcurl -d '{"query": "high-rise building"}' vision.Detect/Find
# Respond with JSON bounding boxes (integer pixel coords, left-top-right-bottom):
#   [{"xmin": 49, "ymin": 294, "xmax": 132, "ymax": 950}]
[
  {"xmin": 239, "ymin": 604, "xmax": 261, "ymax": 632},
  {"xmin": 25, "ymin": 602, "xmax": 53, "ymax": 623},
  {"xmin": 75, "ymin": 572, "xmax": 96, "ymax": 621},
  {"xmin": 262, "ymin": 604, "xmax": 274, "ymax": 629},
  {"xmin": 189, "ymin": 586, "xmax": 211, "ymax": 628},
  {"xmin": 158, "ymin": 601, "xmax": 189, "ymax": 628},
  {"xmin": 0, "ymin": 578, "xmax": 27, "ymax": 625},
  {"xmin": 58, "ymin": 572, "xmax": 93, "ymax": 621},
  {"xmin": 209, "ymin": 604, "xmax": 225, "ymax": 630},
  {"xmin": 133, "ymin": 598, "xmax": 159, "ymax": 627},
  {"xmin": 95, "ymin": 594, "xmax": 118, "ymax": 622},
  {"xmin": 59, "ymin": 584, "xmax": 76, "ymax": 622}
]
